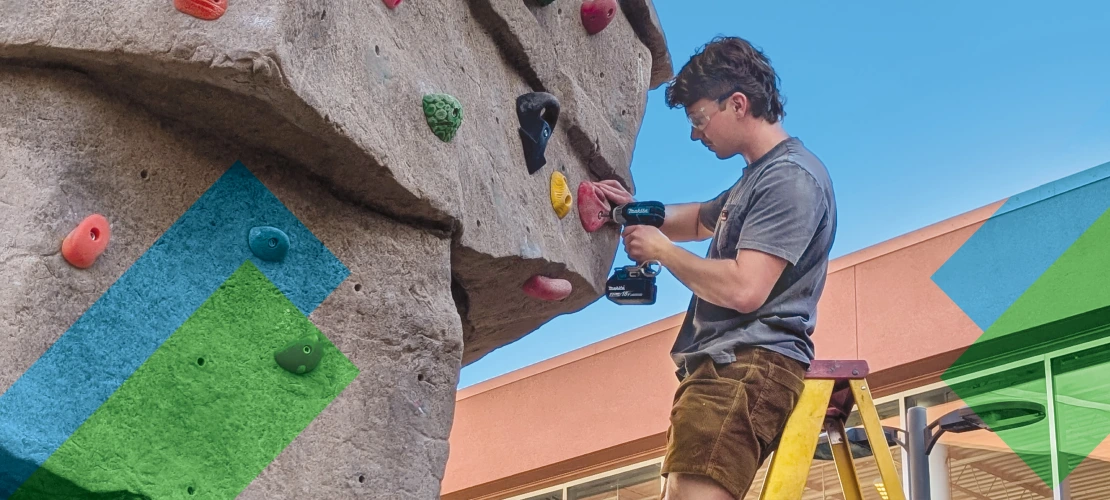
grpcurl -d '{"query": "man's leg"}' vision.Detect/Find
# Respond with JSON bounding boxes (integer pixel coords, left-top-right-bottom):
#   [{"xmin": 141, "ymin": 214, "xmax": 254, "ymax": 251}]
[
  {"xmin": 663, "ymin": 472, "xmax": 735, "ymax": 500},
  {"xmin": 660, "ymin": 347, "xmax": 807, "ymax": 499}
]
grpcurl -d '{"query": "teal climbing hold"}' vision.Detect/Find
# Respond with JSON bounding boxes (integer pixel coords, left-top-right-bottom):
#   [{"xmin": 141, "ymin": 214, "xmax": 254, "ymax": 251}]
[
  {"xmin": 422, "ymin": 93, "xmax": 464, "ymax": 142},
  {"xmin": 248, "ymin": 226, "xmax": 289, "ymax": 262},
  {"xmin": 275, "ymin": 335, "xmax": 324, "ymax": 375},
  {"xmin": 536, "ymin": 0, "xmax": 555, "ymax": 5}
]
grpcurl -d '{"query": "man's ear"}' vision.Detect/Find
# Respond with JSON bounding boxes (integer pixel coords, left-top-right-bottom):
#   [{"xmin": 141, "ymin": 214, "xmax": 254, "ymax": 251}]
[{"xmin": 729, "ymin": 92, "xmax": 749, "ymax": 117}]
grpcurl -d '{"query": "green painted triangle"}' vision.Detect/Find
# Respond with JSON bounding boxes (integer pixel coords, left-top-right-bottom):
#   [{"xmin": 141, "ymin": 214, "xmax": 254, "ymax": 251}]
[
  {"xmin": 944, "ymin": 205, "xmax": 1110, "ymax": 489},
  {"xmin": 13, "ymin": 261, "xmax": 359, "ymax": 499},
  {"xmin": 976, "ymin": 205, "xmax": 1110, "ymax": 345}
]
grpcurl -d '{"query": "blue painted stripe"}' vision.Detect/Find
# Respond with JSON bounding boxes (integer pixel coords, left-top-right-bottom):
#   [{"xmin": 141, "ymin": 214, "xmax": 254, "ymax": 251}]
[
  {"xmin": 0, "ymin": 162, "xmax": 349, "ymax": 497},
  {"xmin": 932, "ymin": 166, "xmax": 1110, "ymax": 331}
]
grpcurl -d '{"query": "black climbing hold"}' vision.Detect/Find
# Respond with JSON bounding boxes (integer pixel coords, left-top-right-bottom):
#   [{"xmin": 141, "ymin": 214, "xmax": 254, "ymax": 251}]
[
  {"xmin": 516, "ymin": 92, "xmax": 560, "ymax": 174},
  {"xmin": 249, "ymin": 226, "xmax": 289, "ymax": 262},
  {"xmin": 275, "ymin": 335, "xmax": 324, "ymax": 375}
]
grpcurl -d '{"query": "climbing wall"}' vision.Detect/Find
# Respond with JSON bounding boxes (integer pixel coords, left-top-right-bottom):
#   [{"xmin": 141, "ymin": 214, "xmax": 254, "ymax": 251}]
[{"xmin": 0, "ymin": 0, "xmax": 670, "ymax": 498}]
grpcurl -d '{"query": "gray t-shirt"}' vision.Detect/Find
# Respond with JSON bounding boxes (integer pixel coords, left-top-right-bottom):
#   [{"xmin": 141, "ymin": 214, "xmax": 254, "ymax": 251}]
[{"xmin": 671, "ymin": 137, "xmax": 837, "ymax": 380}]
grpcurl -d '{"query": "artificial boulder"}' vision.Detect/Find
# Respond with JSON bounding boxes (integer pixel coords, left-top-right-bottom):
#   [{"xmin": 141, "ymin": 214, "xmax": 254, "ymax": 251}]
[{"xmin": 0, "ymin": 1, "xmax": 672, "ymax": 498}]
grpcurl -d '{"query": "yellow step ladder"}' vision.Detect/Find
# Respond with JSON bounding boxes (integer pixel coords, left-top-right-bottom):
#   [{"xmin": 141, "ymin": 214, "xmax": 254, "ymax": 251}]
[{"xmin": 758, "ymin": 360, "xmax": 906, "ymax": 500}]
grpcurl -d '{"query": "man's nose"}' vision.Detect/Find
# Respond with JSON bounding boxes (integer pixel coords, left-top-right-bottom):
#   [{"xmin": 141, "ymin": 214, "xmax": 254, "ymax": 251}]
[{"xmin": 690, "ymin": 127, "xmax": 702, "ymax": 141}]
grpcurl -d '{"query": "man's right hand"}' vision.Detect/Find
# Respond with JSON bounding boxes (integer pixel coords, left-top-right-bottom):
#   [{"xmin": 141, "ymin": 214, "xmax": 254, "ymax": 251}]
[
  {"xmin": 591, "ymin": 180, "xmax": 713, "ymax": 243},
  {"xmin": 594, "ymin": 179, "xmax": 635, "ymax": 206}
]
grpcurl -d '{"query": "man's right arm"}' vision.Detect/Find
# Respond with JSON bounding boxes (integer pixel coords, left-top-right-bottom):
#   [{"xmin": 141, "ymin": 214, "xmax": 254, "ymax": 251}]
[{"xmin": 661, "ymin": 203, "xmax": 715, "ymax": 242}]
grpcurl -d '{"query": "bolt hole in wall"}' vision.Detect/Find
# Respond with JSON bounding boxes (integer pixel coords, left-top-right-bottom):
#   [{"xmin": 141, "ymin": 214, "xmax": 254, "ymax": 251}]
[
  {"xmin": 140, "ymin": 169, "xmax": 149, "ymax": 179},
  {"xmin": 418, "ymin": 373, "xmax": 425, "ymax": 382},
  {"xmin": 358, "ymin": 475, "xmax": 365, "ymax": 483},
  {"xmin": 354, "ymin": 283, "xmax": 362, "ymax": 292},
  {"xmin": 187, "ymin": 486, "xmax": 196, "ymax": 495},
  {"xmin": 374, "ymin": 45, "xmax": 380, "ymax": 55},
  {"xmin": 196, "ymin": 357, "xmax": 205, "ymax": 366}
]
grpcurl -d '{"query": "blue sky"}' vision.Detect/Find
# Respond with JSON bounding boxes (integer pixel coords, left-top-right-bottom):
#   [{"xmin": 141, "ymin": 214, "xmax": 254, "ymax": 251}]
[{"xmin": 458, "ymin": 0, "xmax": 1110, "ymax": 388}]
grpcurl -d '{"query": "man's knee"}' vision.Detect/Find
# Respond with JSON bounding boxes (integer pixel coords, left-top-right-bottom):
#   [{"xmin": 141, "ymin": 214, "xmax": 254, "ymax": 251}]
[{"xmin": 663, "ymin": 473, "xmax": 737, "ymax": 500}]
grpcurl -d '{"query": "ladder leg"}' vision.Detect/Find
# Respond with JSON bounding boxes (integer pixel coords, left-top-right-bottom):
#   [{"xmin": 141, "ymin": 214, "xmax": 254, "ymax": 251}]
[
  {"xmin": 758, "ymin": 379, "xmax": 834, "ymax": 500},
  {"xmin": 850, "ymin": 379, "xmax": 907, "ymax": 500},
  {"xmin": 826, "ymin": 418, "xmax": 865, "ymax": 500}
]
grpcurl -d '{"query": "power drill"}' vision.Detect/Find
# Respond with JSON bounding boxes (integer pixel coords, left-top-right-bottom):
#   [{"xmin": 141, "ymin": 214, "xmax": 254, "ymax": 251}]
[{"xmin": 603, "ymin": 201, "xmax": 666, "ymax": 305}]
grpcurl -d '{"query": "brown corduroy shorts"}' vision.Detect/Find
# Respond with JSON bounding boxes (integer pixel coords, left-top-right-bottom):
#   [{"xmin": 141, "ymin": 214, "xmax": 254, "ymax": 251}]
[{"xmin": 661, "ymin": 346, "xmax": 808, "ymax": 498}]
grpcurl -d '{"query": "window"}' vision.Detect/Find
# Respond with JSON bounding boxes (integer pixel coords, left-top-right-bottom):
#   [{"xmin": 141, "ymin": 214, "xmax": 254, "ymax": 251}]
[
  {"xmin": 566, "ymin": 464, "xmax": 661, "ymax": 500},
  {"xmin": 521, "ymin": 491, "xmax": 563, "ymax": 500},
  {"xmin": 1051, "ymin": 343, "xmax": 1110, "ymax": 498}
]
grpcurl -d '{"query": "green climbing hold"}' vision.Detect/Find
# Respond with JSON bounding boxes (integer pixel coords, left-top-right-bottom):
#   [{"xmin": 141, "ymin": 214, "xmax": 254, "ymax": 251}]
[
  {"xmin": 422, "ymin": 93, "xmax": 464, "ymax": 142},
  {"xmin": 275, "ymin": 335, "xmax": 324, "ymax": 375},
  {"xmin": 248, "ymin": 226, "xmax": 289, "ymax": 262}
]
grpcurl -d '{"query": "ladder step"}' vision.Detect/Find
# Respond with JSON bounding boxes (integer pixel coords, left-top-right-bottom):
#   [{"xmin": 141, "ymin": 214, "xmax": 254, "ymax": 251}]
[{"xmin": 805, "ymin": 359, "xmax": 870, "ymax": 380}]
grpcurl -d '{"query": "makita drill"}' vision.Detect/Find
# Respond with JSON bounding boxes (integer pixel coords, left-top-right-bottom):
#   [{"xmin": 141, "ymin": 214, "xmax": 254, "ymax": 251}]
[{"xmin": 603, "ymin": 201, "xmax": 666, "ymax": 305}]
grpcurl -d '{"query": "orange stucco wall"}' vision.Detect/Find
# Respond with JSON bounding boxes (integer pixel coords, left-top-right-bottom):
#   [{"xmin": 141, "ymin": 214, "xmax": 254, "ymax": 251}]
[{"xmin": 444, "ymin": 199, "xmax": 1005, "ymax": 499}]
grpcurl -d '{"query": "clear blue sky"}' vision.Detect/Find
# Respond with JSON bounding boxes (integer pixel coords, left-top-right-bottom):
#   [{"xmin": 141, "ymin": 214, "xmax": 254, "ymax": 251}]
[{"xmin": 458, "ymin": 0, "xmax": 1110, "ymax": 388}]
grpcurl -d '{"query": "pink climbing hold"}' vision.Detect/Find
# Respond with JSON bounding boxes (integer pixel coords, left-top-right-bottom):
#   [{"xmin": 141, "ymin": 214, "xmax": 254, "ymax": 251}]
[
  {"xmin": 382, "ymin": 0, "xmax": 402, "ymax": 8},
  {"xmin": 62, "ymin": 214, "xmax": 110, "ymax": 269},
  {"xmin": 580, "ymin": 0, "xmax": 617, "ymax": 35},
  {"xmin": 577, "ymin": 181, "xmax": 610, "ymax": 233},
  {"xmin": 174, "ymin": 0, "xmax": 227, "ymax": 20},
  {"xmin": 522, "ymin": 275, "xmax": 573, "ymax": 301}
]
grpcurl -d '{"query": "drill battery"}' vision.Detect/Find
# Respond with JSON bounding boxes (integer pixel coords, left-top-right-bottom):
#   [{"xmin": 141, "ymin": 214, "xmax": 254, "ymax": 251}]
[{"xmin": 605, "ymin": 261, "xmax": 660, "ymax": 305}]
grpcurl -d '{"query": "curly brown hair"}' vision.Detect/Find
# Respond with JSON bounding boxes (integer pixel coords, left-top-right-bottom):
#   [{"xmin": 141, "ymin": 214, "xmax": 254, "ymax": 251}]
[{"xmin": 665, "ymin": 36, "xmax": 786, "ymax": 124}]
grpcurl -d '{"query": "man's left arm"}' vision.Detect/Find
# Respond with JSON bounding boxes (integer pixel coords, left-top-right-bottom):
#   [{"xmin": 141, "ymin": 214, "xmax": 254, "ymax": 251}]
[{"xmin": 625, "ymin": 163, "xmax": 826, "ymax": 313}]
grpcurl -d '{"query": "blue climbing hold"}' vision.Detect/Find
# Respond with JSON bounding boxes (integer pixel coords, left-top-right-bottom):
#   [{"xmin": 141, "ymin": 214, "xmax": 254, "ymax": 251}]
[{"xmin": 249, "ymin": 226, "xmax": 290, "ymax": 262}]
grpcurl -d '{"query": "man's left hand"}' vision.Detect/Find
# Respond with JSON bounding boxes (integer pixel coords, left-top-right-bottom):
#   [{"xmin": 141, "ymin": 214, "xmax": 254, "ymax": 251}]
[{"xmin": 622, "ymin": 225, "xmax": 674, "ymax": 263}]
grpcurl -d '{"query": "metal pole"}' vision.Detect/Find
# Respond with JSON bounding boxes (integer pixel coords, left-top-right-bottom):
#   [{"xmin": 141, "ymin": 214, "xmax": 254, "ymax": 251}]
[
  {"xmin": 928, "ymin": 443, "xmax": 951, "ymax": 500},
  {"xmin": 906, "ymin": 406, "xmax": 931, "ymax": 500}
]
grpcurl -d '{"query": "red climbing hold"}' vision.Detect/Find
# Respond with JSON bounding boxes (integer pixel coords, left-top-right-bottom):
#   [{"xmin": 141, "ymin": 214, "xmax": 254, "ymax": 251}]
[
  {"xmin": 522, "ymin": 275, "xmax": 572, "ymax": 301},
  {"xmin": 382, "ymin": 0, "xmax": 402, "ymax": 8},
  {"xmin": 577, "ymin": 181, "xmax": 610, "ymax": 233},
  {"xmin": 580, "ymin": 0, "xmax": 617, "ymax": 35},
  {"xmin": 62, "ymin": 214, "xmax": 110, "ymax": 269},
  {"xmin": 174, "ymin": 0, "xmax": 227, "ymax": 20}
]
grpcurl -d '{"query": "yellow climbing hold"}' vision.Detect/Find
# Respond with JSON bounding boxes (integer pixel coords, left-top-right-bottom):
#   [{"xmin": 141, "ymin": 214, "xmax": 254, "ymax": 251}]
[{"xmin": 550, "ymin": 171, "xmax": 572, "ymax": 219}]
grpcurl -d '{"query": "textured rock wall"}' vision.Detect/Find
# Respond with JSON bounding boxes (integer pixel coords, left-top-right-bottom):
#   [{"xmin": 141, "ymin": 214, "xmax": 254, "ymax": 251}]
[{"xmin": 0, "ymin": 0, "xmax": 670, "ymax": 497}]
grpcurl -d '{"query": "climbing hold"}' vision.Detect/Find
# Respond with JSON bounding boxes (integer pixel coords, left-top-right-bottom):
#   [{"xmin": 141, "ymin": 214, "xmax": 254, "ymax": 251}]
[
  {"xmin": 248, "ymin": 226, "xmax": 290, "ymax": 262},
  {"xmin": 550, "ymin": 172, "xmax": 572, "ymax": 219},
  {"xmin": 577, "ymin": 182, "xmax": 610, "ymax": 232},
  {"xmin": 522, "ymin": 275, "xmax": 572, "ymax": 301},
  {"xmin": 536, "ymin": 0, "xmax": 556, "ymax": 7},
  {"xmin": 275, "ymin": 335, "xmax": 324, "ymax": 375},
  {"xmin": 62, "ymin": 214, "xmax": 111, "ymax": 269},
  {"xmin": 580, "ymin": 0, "xmax": 617, "ymax": 35},
  {"xmin": 174, "ymin": 0, "xmax": 227, "ymax": 20},
  {"xmin": 382, "ymin": 0, "xmax": 401, "ymax": 8},
  {"xmin": 516, "ymin": 92, "xmax": 560, "ymax": 174},
  {"xmin": 423, "ymin": 93, "xmax": 464, "ymax": 142}
]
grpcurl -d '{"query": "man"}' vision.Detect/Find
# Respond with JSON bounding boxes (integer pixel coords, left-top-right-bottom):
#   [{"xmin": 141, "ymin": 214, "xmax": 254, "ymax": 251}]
[{"xmin": 597, "ymin": 36, "xmax": 837, "ymax": 499}]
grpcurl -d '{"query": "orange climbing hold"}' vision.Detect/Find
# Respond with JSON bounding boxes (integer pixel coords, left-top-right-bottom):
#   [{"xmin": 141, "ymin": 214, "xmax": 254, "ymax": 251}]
[
  {"xmin": 382, "ymin": 0, "xmax": 402, "ymax": 8},
  {"xmin": 62, "ymin": 214, "xmax": 110, "ymax": 269},
  {"xmin": 174, "ymin": 0, "xmax": 227, "ymax": 20},
  {"xmin": 580, "ymin": 0, "xmax": 617, "ymax": 35},
  {"xmin": 522, "ymin": 275, "xmax": 572, "ymax": 301},
  {"xmin": 577, "ymin": 181, "xmax": 610, "ymax": 232}
]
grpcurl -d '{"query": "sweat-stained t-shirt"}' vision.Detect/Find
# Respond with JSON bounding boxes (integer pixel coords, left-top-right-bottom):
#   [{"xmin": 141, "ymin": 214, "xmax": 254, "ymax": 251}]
[{"xmin": 670, "ymin": 137, "xmax": 837, "ymax": 381}]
